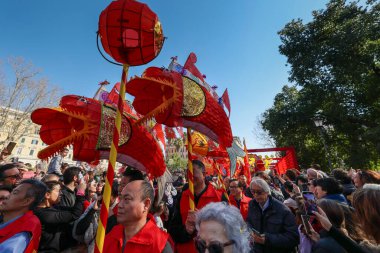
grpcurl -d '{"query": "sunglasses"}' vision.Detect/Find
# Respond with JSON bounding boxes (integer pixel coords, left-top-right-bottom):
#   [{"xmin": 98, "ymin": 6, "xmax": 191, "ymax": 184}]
[
  {"xmin": 195, "ymin": 238, "xmax": 235, "ymax": 253},
  {"xmin": 250, "ymin": 189, "xmax": 264, "ymax": 195}
]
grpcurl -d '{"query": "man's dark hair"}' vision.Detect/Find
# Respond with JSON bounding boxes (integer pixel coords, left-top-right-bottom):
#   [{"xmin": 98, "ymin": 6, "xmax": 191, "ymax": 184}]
[
  {"xmin": 229, "ymin": 178, "xmax": 245, "ymax": 189},
  {"xmin": 63, "ymin": 166, "xmax": 81, "ymax": 185},
  {"xmin": 192, "ymin": 160, "xmax": 205, "ymax": 173},
  {"xmin": 310, "ymin": 179, "xmax": 317, "ymax": 187},
  {"xmin": 111, "ymin": 180, "xmax": 119, "ymax": 197},
  {"xmin": 20, "ymin": 179, "xmax": 48, "ymax": 210},
  {"xmin": 332, "ymin": 169, "xmax": 352, "ymax": 184},
  {"xmin": 315, "ymin": 178, "xmax": 343, "ymax": 195},
  {"xmin": 122, "ymin": 167, "xmax": 144, "ymax": 181},
  {"xmin": 284, "ymin": 181, "xmax": 294, "ymax": 192},
  {"xmin": 285, "ymin": 169, "xmax": 298, "ymax": 181},
  {"xmin": 0, "ymin": 185, "xmax": 13, "ymax": 193},
  {"xmin": 296, "ymin": 175, "xmax": 308, "ymax": 184},
  {"xmin": 0, "ymin": 163, "xmax": 18, "ymax": 180},
  {"xmin": 140, "ymin": 180, "xmax": 154, "ymax": 208}
]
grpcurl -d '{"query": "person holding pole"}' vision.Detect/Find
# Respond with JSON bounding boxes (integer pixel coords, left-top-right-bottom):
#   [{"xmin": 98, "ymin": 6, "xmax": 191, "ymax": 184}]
[{"xmin": 169, "ymin": 160, "xmax": 227, "ymax": 253}]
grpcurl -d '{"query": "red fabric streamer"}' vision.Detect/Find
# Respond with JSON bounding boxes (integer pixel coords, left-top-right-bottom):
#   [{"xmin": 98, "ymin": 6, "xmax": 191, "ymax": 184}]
[
  {"xmin": 183, "ymin": 52, "xmax": 205, "ymax": 83},
  {"xmin": 243, "ymin": 140, "xmax": 251, "ymax": 183},
  {"xmin": 221, "ymin": 89, "xmax": 231, "ymax": 117}
]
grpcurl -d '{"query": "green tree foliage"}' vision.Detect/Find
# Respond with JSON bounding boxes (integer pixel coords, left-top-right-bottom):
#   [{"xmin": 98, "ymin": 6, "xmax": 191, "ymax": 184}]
[
  {"xmin": 166, "ymin": 153, "xmax": 187, "ymax": 172},
  {"xmin": 261, "ymin": 0, "xmax": 380, "ymax": 170},
  {"xmin": 165, "ymin": 137, "xmax": 188, "ymax": 172}
]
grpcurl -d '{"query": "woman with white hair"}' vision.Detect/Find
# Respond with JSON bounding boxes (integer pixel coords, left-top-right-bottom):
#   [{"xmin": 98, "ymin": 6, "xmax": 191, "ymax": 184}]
[
  {"xmin": 246, "ymin": 177, "xmax": 299, "ymax": 253},
  {"xmin": 195, "ymin": 202, "xmax": 251, "ymax": 253}
]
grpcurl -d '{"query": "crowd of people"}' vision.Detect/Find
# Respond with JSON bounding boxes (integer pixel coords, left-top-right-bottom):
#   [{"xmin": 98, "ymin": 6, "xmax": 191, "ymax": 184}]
[{"xmin": 0, "ymin": 148, "xmax": 380, "ymax": 253}]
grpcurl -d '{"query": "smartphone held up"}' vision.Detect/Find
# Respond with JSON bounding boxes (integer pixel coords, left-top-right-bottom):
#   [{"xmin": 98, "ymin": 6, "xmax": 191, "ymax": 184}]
[{"xmin": 302, "ymin": 191, "xmax": 318, "ymax": 215}]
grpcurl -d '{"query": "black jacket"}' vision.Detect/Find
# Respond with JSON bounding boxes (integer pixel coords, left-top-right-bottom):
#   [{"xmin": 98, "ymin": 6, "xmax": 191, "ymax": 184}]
[
  {"xmin": 246, "ymin": 196, "xmax": 299, "ymax": 253},
  {"xmin": 34, "ymin": 195, "xmax": 84, "ymax": 252},
  {"xmin": 59, "ymin": 185, "xmax": 76, "ymax": 208}
]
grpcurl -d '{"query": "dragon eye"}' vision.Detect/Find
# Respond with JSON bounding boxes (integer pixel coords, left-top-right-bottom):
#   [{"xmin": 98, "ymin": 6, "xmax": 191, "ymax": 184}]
[{"xmin": 78, "ymin": 97, "xmax": 88, "ymax": 103}]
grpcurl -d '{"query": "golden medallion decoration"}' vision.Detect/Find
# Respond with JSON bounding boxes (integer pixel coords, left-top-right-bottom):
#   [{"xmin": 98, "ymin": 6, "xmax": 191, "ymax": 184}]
[
  {"xmin": 97, "ymin": 105, "xmax": 131, "ymax": 149},
  {"xmin": 181, "ymin": 77, "xmax": 206, "ymax": 117}
]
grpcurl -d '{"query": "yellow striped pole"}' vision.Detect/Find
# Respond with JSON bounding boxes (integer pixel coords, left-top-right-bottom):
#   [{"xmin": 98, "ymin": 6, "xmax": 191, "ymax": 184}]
[
  {"xmin": 95, "ymin": 64, "xmax": 129, "ymax": 253},
  {"xmin": 215, "ymin": 160, "xmax": 230, "ymax": 203},
  {"xmin": 187, "ymin": 128, "xmax": 195, "ymax": 210}
]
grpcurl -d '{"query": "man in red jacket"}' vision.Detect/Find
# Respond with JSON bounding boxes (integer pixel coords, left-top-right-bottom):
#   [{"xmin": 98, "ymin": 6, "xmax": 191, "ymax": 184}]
[
  {"xmin": 0, "ymin": 179, "xmax": 47, "ymax": 253},
  {"xmin": 104, "ymin": 180, "xmax": 173, "ymax": 253},
  {"xmin": 228, "ymin": 179, "xmax": 251, "ymax": 220},
  {"xmin": 169, "ymin": 160, "xmax": 226, "ymax": 253}
]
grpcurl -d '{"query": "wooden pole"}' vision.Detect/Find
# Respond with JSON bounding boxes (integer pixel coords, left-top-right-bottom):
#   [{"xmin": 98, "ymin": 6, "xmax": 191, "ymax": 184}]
[{"xmin": 187, "ymin": 128, "xmax": 195, "ymax": 210}]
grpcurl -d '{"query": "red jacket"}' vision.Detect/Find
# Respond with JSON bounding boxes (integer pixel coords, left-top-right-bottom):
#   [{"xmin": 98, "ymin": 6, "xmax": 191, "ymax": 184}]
[
  {"xmin": 0, "ymin": 211, "xmax": 42, "ymax": 253},
  {"xmin": 104, "ymin": 219, "xmax": 169, "ymax": 253},
  {"xmin": 176, "ymin": 184, "xmax": 222, "ymax": 253},
  {"xmin": 229, "ymin": 194, "xmax": 252, "ymax": 220}
]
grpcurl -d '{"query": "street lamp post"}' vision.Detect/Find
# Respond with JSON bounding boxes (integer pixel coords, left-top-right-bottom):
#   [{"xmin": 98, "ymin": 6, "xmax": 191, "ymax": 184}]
[{"xmin": 313, "ymin": 113, "xmax": 333, "ymax": 173}]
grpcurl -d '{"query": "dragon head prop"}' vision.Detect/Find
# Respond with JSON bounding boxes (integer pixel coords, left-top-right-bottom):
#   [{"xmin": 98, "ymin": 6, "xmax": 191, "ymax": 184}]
[
  {"xmin": 126, "ymin": 54, "xmax": 245, "ymax": 175},
  {"xmin": 31, "ymin": 95, "xmax": 166, "ymax": 177}
]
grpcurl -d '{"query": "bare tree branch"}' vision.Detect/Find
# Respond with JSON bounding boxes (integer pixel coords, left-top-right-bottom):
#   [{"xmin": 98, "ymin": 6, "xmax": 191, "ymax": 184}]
[
  {"xmin": 0, "ymin": 57, "xmax": 62, "ymax": 150},
  {"xmin": 252, "ymin": 116, "xmax": 276, "ymax": 148}
]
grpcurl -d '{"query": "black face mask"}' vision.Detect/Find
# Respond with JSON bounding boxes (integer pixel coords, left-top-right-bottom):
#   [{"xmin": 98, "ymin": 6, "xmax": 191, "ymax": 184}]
[{"xmin": 194, "ymin": 238, "xmax": 235, "ymax": 253}]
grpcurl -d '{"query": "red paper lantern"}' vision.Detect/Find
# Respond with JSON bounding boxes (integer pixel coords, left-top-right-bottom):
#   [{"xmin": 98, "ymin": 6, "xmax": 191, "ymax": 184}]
[{"xmin": 98, "ymin": 0, "xmax": 164, "ymax": 66}]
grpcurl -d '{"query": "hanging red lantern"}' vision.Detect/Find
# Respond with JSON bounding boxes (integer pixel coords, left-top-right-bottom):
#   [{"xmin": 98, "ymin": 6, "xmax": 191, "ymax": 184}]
[{"xmin": 98, "ymin": 0, "xmax": 164, "ymax": 66}]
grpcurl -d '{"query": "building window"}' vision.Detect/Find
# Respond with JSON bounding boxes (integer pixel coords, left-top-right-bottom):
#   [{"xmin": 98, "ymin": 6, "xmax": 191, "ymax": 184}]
[
  {"xmin": 31, "ymin": 140, "xmax": 38, "ymax": 145},
  {"xmin": 21, "ymin": 138, "xmax": 25, "ymax": 143},
  {"xmin": 16, "ymin": 147, "xmax": 22, "ymax": 155},
  {"xmin": 34, "ymin": 128, "xmax": 40, "ymax": 135},
  {"xmin": 29, "ymin": 150, "xmax": 34, "ymax": 156}
]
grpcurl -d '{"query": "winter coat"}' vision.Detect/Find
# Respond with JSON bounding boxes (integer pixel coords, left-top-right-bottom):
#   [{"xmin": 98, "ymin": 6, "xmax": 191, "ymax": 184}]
[
  {"xmin": 323, "ymin": 194, "xmax": 348, "ymax": 205},
  {"xmin": 246, "ymin": 196, "xmax": 299, "ymax": 253}
]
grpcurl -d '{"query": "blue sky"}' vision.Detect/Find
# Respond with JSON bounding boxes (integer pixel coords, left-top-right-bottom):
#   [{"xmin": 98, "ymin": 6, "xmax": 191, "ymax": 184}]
[{"xmin": 0, "ymin": 0, "xmax": 329, "ymax": 148}]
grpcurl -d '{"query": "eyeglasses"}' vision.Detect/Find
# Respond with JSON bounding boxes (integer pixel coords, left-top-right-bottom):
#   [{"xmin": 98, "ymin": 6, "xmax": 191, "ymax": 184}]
[
  {"xmin": 250, "ymin": 189, "xmax": 264, "ymax": 195},
  {"xmin": 195, "ymin": 237, "xmax": 235, "ymax": 253},
  {"xmin": 229, "ymin": 186, "xmax": 238, "ymax": 189},
  {"xmin": 0, "ymin": 196, "xmax": 8, "ymax": 201},
  {"xmin": 3, "ymin": 174, "xmax": 21, "ymax": 180}
]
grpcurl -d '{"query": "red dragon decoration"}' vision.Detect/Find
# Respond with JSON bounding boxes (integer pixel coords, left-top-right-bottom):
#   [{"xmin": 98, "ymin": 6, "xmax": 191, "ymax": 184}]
[
  {"xmin": 126, "ymin": 53, "xmax": 245, "ymax": 175},
  {"xmin": 31, "ymin": 95, "xmax": 166, "ymax": 178}
]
